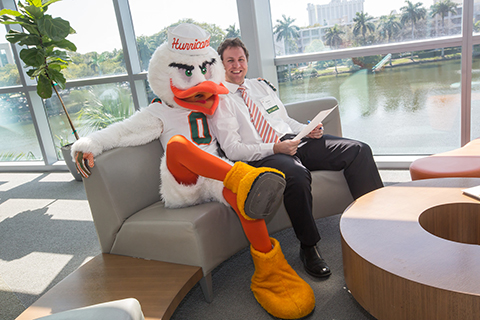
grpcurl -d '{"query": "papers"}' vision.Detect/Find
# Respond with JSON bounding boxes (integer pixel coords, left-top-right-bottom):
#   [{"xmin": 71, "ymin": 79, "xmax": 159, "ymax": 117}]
[
  {"xmin": 462, "ymin": 185, "xmax": 480, "ymax": 201},
  {"xmin": 293, "ymin": 105, "xmax": 338, "ymax": 141}
]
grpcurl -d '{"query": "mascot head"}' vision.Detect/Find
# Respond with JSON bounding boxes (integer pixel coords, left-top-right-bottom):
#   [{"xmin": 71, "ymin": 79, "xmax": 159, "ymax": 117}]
[{"xmin": 147, "ymin": 23, "xmax": 228, "ymax": 115}]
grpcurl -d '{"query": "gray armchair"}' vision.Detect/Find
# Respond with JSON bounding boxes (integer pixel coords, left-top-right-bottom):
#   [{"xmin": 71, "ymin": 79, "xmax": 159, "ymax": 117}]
[{"xmin": 82, "ymin": 97, "xmax": 353, "ymax": 302}]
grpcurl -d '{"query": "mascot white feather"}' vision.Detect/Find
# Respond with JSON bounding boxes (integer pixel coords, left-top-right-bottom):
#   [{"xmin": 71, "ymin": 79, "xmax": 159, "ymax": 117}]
[{"xmin": 72, "ymin": 24, "xmax": 315, "ymax": 319}]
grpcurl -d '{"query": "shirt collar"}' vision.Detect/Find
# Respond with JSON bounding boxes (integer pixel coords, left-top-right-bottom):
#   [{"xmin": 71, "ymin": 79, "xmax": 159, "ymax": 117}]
[{"xmin": 223, "ymin": 81, "xmax": 249, "ymax": 94}]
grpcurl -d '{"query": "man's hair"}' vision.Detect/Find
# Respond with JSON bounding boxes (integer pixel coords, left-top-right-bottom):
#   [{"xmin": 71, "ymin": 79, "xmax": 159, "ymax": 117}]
[{"xmin": 217, "ymin": 37, "xmax": 249, "ymax": 61}]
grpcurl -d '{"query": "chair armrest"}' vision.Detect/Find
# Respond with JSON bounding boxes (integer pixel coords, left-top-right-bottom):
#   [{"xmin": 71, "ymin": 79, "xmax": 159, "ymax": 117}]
[
  {"xmin": 83, "ymin": 140, "xmax": 163, "ymax": 252},
  {"xmin": 285, "ymin": 97, "xmax": 342, "ymax": 137}
]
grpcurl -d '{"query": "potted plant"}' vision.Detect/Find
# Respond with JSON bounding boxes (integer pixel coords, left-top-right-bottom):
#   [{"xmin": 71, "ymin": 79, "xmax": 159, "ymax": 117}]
[{"xmin": 0, "ymin": 0, "xmax": 82, "ymax": 180}]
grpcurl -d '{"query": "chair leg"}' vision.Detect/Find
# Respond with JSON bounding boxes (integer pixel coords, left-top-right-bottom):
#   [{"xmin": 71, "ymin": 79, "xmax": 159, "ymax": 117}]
[{"xmin": 199, "ymin": 273, "xmax": 213, "ymax": 303}]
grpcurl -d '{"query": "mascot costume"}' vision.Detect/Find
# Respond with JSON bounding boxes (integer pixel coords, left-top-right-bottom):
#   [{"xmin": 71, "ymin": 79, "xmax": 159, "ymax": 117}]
[{"xmin": 72, "ymin": 24, "xmax": 315, "ymax": 319}]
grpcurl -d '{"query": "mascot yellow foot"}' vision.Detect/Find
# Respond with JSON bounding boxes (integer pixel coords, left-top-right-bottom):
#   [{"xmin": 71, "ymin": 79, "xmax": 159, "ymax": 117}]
[
  {"xmin": 223, "ymin": 162, "xmax": 286, "ymax": 220},
  {"xmin": 250, "ymin": 238, "xmax": 315, "ymax": 319}
]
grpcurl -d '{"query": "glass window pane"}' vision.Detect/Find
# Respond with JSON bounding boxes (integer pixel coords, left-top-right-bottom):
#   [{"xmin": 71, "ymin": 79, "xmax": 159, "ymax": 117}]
[
  {"xmin": 46, "ymin": 0, "xmax": 126, "ymax": 80},
  {"xmin": 0, "ymin": 92, "xmax": 42, "ymax": 161},
  {"xmin": 472, "ymin": 44, "xmax": 480, "ymax": 140},
  {"xmin": 271, "ymin": 0, "xmax": 461, "ymax": 57},
  {"xmin": 277, "ymin": 48, "xmax": 462, "ymax": 155},
  {"xmin": 45, "ymin": 82, "xmax": 135, "ymax": 159},
  {"xmin": 0, "ymin": 25, "xmax": 20, "ymax": 87},
  {"xmin": 129, "ymin": 0, "xmax": 239, "ymax": 72}
]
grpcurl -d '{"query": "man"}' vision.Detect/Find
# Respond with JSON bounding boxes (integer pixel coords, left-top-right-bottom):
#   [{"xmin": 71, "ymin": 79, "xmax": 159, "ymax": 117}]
[{"xmin": 211, "ymin": 37, "xmax": 384, "ymax": 278}]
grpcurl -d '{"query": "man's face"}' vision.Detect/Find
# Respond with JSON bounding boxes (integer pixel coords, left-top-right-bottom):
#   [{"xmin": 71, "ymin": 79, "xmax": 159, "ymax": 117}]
[{"xmin": 221, "ymin": 46, "xmax": 248, "ymax": 85}]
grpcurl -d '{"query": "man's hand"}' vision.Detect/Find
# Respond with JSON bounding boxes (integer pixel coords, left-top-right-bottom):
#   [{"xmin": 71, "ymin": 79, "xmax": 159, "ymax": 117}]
[
  {"xmin": 306, "ymin": 123, "xmax": 324, "ymax": 139},
  {"xmin": 75, "ymin": 152, "xmax": 95, "ymax": 178},
  {"xmin": 273, "ymin": 139, "xmax": 300, "ymax": 156}
]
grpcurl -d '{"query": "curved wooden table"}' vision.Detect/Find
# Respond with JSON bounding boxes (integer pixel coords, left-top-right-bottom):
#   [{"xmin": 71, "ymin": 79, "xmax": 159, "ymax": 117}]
[
  {"xmin": 340, "ymin": 178, "xmax": 480, "ymax": 320},
  {"xmin": 15, "ymin": 254, "xmax": 202, "ymax": 320}
]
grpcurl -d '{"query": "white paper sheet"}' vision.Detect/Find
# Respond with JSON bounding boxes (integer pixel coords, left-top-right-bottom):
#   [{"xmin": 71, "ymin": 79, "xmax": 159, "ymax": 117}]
[
  {"xmin": 462, "ymin": 185, "xmax": 480, "ymax": 201},
  {"xmin": 293, "ymin": 105, "xmax": 338, "ymax": 141}
]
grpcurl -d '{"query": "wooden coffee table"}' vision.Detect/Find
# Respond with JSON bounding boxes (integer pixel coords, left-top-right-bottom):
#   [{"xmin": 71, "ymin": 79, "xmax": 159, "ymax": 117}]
[
  {"xmin": 340, "ymin": 178, "xmax": 480, "ymax": 320},
  {"xmin": 15, "ymin": 253, "xmax": 202, "ymax": 320}
]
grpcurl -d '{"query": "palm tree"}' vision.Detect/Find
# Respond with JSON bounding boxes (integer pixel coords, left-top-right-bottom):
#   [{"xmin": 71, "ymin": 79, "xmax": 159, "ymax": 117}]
[
  {"xmin": 353, "ymin": 12, "xmax": 375, "ymax": 45},
  {"xmin": 225, "ymin": 24, "xmax": 240, "ymax": 39},
  {"xmin": 400, "ymin": 0, "xmax": 427, "ymax": 40},
  {"xmin": 324, "ymin": 24, "xmax": 344, "ymax": 75},
  {"xmin": 273, "ymin": 14, "xmax": 300, "ymax": 55},
  {"xmin": 324, "ymin": 24, "xmax": 344, "ymax": 49},
  {"xmin": 430, "ymin": 0, "xmax": 458, "ymax": 36},
  {"xmin": 378, "ymin": 13, "xmax": 402, "ymax": 43}
]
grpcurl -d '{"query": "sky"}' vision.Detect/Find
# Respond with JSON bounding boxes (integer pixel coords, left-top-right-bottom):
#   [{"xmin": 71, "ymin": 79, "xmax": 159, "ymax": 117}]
[{"xmin": 43, "ymin": 0, "xmax": 437, "ymax": 54}]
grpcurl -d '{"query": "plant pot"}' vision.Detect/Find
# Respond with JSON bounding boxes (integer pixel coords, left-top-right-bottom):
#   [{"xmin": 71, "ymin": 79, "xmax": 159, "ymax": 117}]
[{"xmin": 61, "ymin": 143, "xmax": 83, "ymax": 181}]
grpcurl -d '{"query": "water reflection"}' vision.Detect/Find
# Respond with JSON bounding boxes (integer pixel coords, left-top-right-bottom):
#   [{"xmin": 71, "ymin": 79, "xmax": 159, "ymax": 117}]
[{"xmin": 278, "ymin": 59, "xmax": 472, "ymax": 155}]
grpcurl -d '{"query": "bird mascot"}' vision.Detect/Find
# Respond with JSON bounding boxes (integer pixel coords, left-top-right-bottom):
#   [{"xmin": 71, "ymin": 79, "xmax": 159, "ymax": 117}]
[{"xmin": 72, "ymin": 23, "xmax": 315, "ymax": 319}]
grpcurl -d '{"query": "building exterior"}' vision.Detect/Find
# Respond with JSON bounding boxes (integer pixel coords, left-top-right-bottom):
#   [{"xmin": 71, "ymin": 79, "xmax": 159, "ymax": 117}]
[{"xmin": 307, "ymin": 0, "xmax": 364, "ymax": 26}]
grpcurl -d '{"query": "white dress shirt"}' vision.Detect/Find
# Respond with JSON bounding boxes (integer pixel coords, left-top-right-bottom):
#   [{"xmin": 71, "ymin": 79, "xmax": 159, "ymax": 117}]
[{"xmin": 211, "ymin": 78, "xmax": 306, "ymax": 162}]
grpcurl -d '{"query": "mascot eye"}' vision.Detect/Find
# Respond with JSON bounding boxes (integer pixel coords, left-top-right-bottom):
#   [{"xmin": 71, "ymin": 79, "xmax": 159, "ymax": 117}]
[
  {"xmin": 201, "ymin": 67, "xmax": 207, "ymax": 75},
  {"xmin": 185, "ymin": 69, "xmax": 193, "ymax": 77}
]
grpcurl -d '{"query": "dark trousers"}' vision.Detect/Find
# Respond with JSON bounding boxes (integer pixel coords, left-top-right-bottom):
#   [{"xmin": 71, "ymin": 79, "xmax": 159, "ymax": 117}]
[{"xmin": 248, "ymin": 134, "xmax": 383, "ymax": 246}]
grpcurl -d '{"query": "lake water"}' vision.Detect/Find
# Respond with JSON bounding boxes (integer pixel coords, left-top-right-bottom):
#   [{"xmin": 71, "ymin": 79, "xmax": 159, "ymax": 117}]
[{"xmin": 279, "ymin": 59, "xmax": 480, "ymax": 155}]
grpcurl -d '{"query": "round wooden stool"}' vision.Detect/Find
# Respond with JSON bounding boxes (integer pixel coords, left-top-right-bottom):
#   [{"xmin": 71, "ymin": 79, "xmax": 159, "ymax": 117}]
[
  {"xmin": 409, "ymin": 139, "xmax": 480, "ymax": 180},
  {"xmin": 340, "ymin": 178, "xmax": 480, "ymax": 320}
]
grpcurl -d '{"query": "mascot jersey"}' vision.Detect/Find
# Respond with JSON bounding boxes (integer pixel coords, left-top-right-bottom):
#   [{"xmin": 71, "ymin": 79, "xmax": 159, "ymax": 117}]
[{"xmin": 144, "ymin": 101, "xmax": 218, "ymax": 156}]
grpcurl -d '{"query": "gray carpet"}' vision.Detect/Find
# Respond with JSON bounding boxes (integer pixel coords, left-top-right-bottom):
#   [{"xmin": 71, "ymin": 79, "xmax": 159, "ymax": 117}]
[
  {"xmin": 171, "ymin": 213, "xmax": 376, "ymax": 320},
  {"xmin": 0, "ymin": 170, "xmax": 410, "ymax": 320}
]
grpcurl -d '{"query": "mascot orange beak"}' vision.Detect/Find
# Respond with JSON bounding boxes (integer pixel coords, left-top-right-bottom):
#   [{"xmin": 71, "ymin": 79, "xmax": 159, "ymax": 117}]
[{"xmin": 171, "ymin": 80, "xmax": 229, "ymax": 115}]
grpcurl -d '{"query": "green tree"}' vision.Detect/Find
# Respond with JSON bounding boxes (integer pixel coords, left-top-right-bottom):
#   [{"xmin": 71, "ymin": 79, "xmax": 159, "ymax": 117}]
[
  {"xmin": 225, "ymin": 24, "xmax": 240, "ymax": 39},
  {"xmin": 77, "ymin": 86, "xmax": 134, "ymax": 134},
  {"xmin": 304, "ymin": 39, "xmax": 325, "ymax": 53},
  {"xmin": 430, "ymin": 0, "xmax": 457, "ymax": 36},
  {"xmin": 324, "ymin": 24, "xmax": 344, "ymax": 74},
  {"xmin": 378, "ymin": 13, "xmax": 402, "ymax": 43},
  {"xmin": 273, "ymin": 15, "xmax": 300, "ymax": 55},
  {"xmin": 324, "ymin": 24, "xmax": 344, "ymax": 49},
  {"xmin": 137, "ymin": 35, "xmax": 157, "ymax": 71},
  {"xmin": 353, "ymin": 12, "xmax": 375, "ymax": 45},
  {"xmin": 401, "ymin": 0, "xmax": 427, "ymax": 40}
]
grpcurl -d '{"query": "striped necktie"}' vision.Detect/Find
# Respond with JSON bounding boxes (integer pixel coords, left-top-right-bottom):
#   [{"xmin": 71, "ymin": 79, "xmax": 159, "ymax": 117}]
[{"xmin": 238, "ymin": 85, "xmax": 279, "ymax": 143}]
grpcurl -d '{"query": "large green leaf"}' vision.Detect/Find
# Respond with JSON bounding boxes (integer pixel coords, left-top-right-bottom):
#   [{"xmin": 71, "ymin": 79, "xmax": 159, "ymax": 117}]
[
  {"xmin": 5, "ymin": 30, "xmax": 29, "ymax": 43},
  {"xmin": 20, "ymin": 47, "xmax": 45, "ymax": 67},
  {"xmin": 38, "ymin": 15, "xmax": 69, "ymax": 41},
  {"xmin": 27, "ymin": 0, "xmax": 42, "ymax": 7},
  {"xmin": 18, "ymin": 34, "xmax": 42, "ymax": 46},
  {"xmin": 46, "ymin": 66, "xmax": 65, "ymax": 88},
  {"xmin": 44, "ymin": 39, "xmax": 76, "ymax": 51},
  {"xmin": 37, "ymin": 73, "xmax": 52, "ymax": 99},
  {"xmin": 25, "ymin": 5, "xmax": 44, "ymax": 19},
  {"xmin": 0, "ymin": 9, "xmax": 22, "ymax": 17}
]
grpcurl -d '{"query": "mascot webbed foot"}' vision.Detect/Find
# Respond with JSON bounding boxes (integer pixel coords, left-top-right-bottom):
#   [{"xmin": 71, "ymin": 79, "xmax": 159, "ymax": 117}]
[
  {"xmin": 224, "ymin": 162, "xmax": 286, "ymax": 220},
  {"xmin": 250, "ymin": 238, "xmax": 315, "ymax": 319}
]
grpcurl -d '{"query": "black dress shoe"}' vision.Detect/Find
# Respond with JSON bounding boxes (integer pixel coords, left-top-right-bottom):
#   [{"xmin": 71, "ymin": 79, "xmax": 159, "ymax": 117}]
[{"xmin": 300, "ymin": 245, "xmax": 332, "ymax": 278}]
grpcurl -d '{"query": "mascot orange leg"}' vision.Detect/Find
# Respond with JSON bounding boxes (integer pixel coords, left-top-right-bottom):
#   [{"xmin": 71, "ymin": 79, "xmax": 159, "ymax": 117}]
[
  {"xmin": 166, "ymin": 135, "xmax": 315, "ymax": 320},
  {"xmin": 166, "ymin": 135, "xmax": 272, "ymax": 252}
]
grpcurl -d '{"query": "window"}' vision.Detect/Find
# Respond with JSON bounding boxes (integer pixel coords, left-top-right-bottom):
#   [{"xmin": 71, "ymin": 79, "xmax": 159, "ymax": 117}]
[
  {"xmin": 271, "ymin": 0, "xmax": 462, "ymax": 56},
  {"xmin": 129, "ymin": 0, "xmax": 239, "ymax": 72},
  {"xmin": 0, "ymin": 26, "xmax": 19, "ymax": 87},
  {"xmin": 270, "ymin": 0, "xmax": 477, "ymax": 156},
  {"xmin": 46, "ymin": 82, "xmax": 135, "ymax": 156},
  {"xmin": 0, "ymin": 92, "xmax": 41, "ymax": 160},
  {"xmin": 46, "ymin": 0, "xmax": 126, "ymax": 80}
]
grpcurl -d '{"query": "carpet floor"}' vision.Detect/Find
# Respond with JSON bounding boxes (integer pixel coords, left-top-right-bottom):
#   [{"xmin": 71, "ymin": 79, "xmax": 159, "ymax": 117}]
[{"xmin": 0, "ymin": 170, "xmax": 410, "ymax": 320}]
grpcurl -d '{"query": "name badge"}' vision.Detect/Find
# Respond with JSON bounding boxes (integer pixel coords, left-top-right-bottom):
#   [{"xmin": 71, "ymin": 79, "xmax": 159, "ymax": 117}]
[{"xmin": 260, "ymin": 96, "xmax": 279, "ymax": 114}]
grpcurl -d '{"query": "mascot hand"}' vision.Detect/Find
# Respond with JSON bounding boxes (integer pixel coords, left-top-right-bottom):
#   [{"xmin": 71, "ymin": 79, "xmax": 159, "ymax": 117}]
[{"xmin": 75, "ymin": 152, "xmax": 94, "ymax": 178}]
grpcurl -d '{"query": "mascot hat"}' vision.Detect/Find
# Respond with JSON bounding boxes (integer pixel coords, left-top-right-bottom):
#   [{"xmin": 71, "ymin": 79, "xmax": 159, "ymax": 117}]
[{"xmin": 148, "ymin": 23, "xmax": 228, "ymax": 115}]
